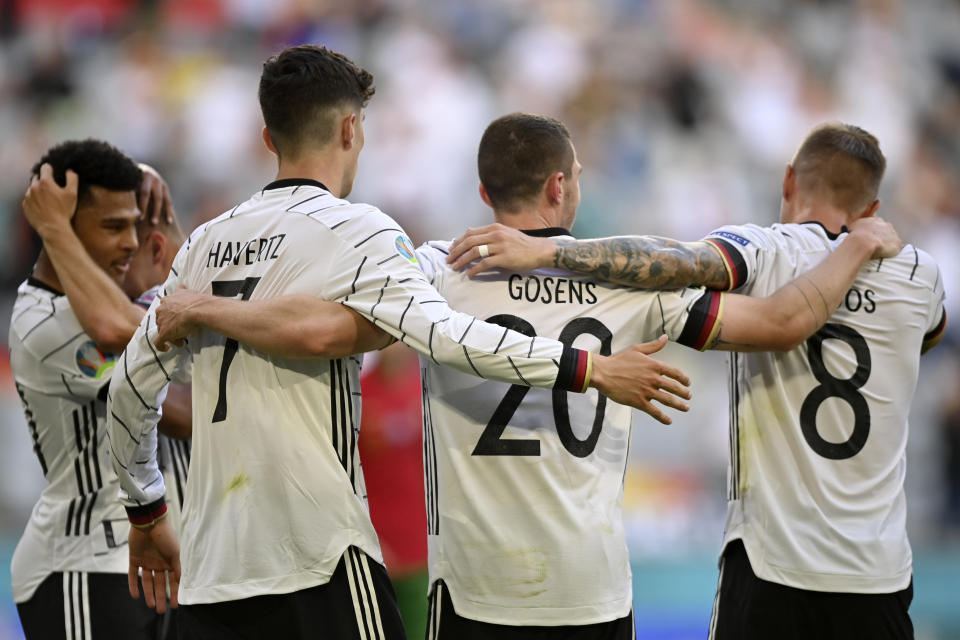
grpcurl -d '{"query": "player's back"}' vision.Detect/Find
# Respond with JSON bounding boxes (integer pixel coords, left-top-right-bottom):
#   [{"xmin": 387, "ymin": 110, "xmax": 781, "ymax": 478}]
[
  {"xmin": 416, "ymin": 231, "xmax": 715, "ymax": 626},
  {"xmin": 710, "ymin": 222, "xmax": 946, "ymax": 593},
  {"xmin": 162, "ymin": 183, "xmax": 382, "ymax": 603}
]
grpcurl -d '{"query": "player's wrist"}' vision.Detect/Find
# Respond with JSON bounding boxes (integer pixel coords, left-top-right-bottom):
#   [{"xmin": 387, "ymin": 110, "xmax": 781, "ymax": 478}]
[
  {"xmin": 34, "ymin": 217, "xmax": 77, "ymax": 243},
  {"xmin": 126, "ymin": 497, "xmax": 168, "ymax": 530}
]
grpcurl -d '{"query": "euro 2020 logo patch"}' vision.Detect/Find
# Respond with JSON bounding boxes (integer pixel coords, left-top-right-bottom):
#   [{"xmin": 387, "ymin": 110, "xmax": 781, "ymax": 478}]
[
  {"xmin": 76, "ymin": 341, "xmax": 116, "ymax": 378},
  {"xmin": 395, "ymin": 235, "xmax": 418, "ymax": 264}
]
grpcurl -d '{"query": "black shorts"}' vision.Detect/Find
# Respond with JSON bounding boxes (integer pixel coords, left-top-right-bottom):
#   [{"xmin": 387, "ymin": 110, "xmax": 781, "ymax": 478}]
[
  {"xmin": 177, "ymin": 546, "xmax": 406, "ymax": 640},
  {"xmin": 426, "ymin": 580, "xmax": 635, "ymax": 640},
  {"xmin": 709, "ymin": 539, "xmax": 914, "ymax": 640},
  {"xmin": 16, "ymin": 571, "xmax": 162, "ymax": 640}
]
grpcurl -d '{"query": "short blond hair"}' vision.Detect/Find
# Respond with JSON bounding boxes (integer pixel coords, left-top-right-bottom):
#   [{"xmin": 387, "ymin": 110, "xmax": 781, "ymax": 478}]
[{"xmin": 792, "ymin": 123, "xmax": 886, "ymax": 213}]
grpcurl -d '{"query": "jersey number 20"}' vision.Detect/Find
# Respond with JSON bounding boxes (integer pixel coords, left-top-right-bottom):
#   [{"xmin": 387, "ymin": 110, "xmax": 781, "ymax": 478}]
[
  {"xmin": 800, "ymin": 323, "xmax": 872, "ymax": 459},
  {"xmin": 472, "ymin": 314, "xmax": 612, "ymax": 458}
]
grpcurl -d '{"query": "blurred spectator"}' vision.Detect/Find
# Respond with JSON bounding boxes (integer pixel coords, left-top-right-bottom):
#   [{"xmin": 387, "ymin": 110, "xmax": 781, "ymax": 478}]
[{"xmin": 357, "ymin": 344, "xmax": 428, "ymax": 639}]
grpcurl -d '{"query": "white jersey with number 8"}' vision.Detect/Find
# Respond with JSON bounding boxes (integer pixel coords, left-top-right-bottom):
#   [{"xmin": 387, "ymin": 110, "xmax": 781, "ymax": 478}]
[{"xmin": 704, "ymin": 221, "xmax": 946, "ymax": 594}]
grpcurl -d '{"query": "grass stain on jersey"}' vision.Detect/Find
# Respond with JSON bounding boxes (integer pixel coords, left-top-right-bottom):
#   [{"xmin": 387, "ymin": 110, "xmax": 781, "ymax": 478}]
[{"xmin": 223, "ymin": 472, "xmax": 251, "ymax": 499}]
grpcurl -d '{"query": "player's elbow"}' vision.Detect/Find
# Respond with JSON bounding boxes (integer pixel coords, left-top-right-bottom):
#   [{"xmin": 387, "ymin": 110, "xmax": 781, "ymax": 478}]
[{"xmin": 90, "ymin": 323, "xmax": 135, "ymax": 355}]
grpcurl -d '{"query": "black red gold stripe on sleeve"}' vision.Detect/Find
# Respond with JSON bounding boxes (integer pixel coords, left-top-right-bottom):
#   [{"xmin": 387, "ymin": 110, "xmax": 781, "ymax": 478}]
[
  {"xmin": 677, "ymin": 291, "xmax": 725, "ymax": 351},
  {"xmin": 555, "ymin": 347, "xmax": 592, "ymax": 393},
  {"xmin": 923, "ymin": 310, "xmax": 947, "ymax": 348},
  {"xmin": 703, "ymin": 238, "xmax": 748, "ymax": 291},
  {"xmin": 125, "ymin": 497, "xmax": 167, "ymax": 528}
]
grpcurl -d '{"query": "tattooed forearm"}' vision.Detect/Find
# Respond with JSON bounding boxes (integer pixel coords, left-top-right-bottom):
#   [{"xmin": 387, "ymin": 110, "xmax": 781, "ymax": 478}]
[{"xmin": 552, "ymin": 236, "xmax": 731, "ymax": 290}]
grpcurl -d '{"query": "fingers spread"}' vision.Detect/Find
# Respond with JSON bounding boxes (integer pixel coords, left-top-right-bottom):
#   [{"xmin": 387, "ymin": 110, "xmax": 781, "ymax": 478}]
[
  {"xmin": 658, "ymin": 376, "xmax": 692, "ymax": 401},
  {"xmin": 640, "ymin": 402, "xmax": 672, "ymax": 425},
  {"xmin": 652, "ymin": 389, "xmax": 690, "ymax": 412},
  {"xmin": 128, "ymin": 565, "xmax": 141, "ymax": 600},
  {"xmin": 637, "ymin": 335, "xmax": 668, "ymax": 355},
  {"xmin": 153, "ymin": 570, "xmax": 168, "ymax": 614},
  {"xmin": 659, "ymin": 362, "xmax": 691, "ymax": 388},
  {"xmin": 141, "ymin": 571, "xmax": 157, "ymax": 610}
]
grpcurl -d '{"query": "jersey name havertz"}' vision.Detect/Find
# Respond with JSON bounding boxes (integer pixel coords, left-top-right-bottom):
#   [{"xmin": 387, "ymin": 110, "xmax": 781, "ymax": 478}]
[
  {"xmin": 507, "ymin": 273, "xmax": 599, "ymax": 305},
  {"xmin": 205, "ymin": 233, "xmax": 286, "ymax": 269}
]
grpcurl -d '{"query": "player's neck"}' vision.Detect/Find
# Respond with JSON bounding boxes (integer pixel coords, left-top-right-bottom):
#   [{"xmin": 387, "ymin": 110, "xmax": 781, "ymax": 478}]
[
  {"xmin": 492, "ymin": 208, "xmax": 568, "ymax": 232},
  {"xmin": 32, "ymin": 250, "xmax": 63, "ymax": 293},
  {"xmin": 274, "ymin": 155, "xmax": 348, "ymax": 198},
  {"xmin": 785, "ymin": 203, "xmax": 850, "ymax": 235}
]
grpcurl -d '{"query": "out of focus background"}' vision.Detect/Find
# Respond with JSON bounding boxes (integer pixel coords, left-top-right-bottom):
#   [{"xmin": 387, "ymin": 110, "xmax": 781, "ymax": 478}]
[{"xmin": 0, "ymin": 0, "xmax": 958, "ymax": 638}]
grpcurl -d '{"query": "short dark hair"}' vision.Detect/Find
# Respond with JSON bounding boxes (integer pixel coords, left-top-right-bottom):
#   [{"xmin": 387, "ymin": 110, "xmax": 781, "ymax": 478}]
[
  {"xmin": 793, "ymin": 123, "xmax": 886, "ymax": 213},
  {"xmin": 478, "ymin": 113, "xmax": 574, "ymax": 211},
  {"xmin": 31, "ymin": 139, "xmax": 142, "ymax": 206},
  {"xmin": 259, "ymin": 45, "xmax": 375, "ymax": 158}
]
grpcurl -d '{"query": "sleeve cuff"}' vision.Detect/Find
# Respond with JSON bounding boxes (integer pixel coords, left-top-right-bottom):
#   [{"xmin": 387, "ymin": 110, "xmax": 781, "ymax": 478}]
[
  {"xmin": 677, "ymin": 291, "xmax": 725, "ymax": 351},
  {"xmin": 555, "ymin": 347, "xmax": 592, "ymax": 393},
  {"xmin": 126, "ymin": 497, "xmax": 168, "ymax": 529},
  {"xmin": 703, "ymin": 238, "xmax": 748, "ymax": 291}
]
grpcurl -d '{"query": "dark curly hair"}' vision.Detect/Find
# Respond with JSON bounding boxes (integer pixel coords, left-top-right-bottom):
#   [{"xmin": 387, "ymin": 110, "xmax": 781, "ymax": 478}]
[
  {"xmin": 259, "ymin": 45, "xmax": 375, "ymax": 158},
  {"xmin": 31, "ymin": 139, "xmax": 142, "ymax": 207}
]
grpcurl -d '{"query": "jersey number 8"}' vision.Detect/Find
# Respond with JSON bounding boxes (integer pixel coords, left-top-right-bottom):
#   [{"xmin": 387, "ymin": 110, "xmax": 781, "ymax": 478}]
[{"xmin": 799, "ymin": 323, "xmax": 872, "ymax": 460}]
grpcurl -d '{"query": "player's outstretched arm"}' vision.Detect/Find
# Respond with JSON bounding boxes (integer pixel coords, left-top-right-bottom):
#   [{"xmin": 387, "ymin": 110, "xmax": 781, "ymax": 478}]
[
  {"xmin": 590, "ymin": 335, "xmax": 691, "ymax": 425},
  {"xmin": 706, "ymin": 216, "xmax": 903, "ymax": 352},
  {"xmin": 448, "ymin": 223, "xmax": 730, "ymax": 289},
  {"xmin": 22, "ymin": 164, "xmax": 144, "ymax": 353},
  {"xmin": 154, "ymin": 288, "xmax": 394, "ymax": 358},
  {"xmin": 128, "ymin": 515, "xmax": 180, "ymax": 614}
]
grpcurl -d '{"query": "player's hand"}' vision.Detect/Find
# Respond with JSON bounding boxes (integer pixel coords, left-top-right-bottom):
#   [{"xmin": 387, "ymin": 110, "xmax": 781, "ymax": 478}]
[
  {"xmin": 588, "ymin": 335, "xmax": 691, "ymax": 425},
  {"xmin": 155, "ymin": 287, "xmax": 211, "ymax": 351},
  {"xmin": 128, "ymin": 516, "xmax": 180, "ymax": 614},
  {"xmin": 21, "ymin": 163, "xmax": 78, "ymax": 237},
  {"xmin": 848, "ymin": 216, "xmax": 902, "ymax": 259},
  {"xmin": 137, "ymin": 163, "xmax": 174, "ymax": 226},
  {"xmin": 448, "ymin": 223, "xmax": 556, "ymax": 276}
]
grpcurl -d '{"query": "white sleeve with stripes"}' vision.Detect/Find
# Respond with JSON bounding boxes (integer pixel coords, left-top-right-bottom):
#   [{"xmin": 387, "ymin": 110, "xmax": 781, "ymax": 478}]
[
  {"xmin": 107, "ymin": 254, "xmax": 188, "ymax": 510},
  {"xmin": 328, "ymin": 218, "xmax": 589, "ymax": 392}
]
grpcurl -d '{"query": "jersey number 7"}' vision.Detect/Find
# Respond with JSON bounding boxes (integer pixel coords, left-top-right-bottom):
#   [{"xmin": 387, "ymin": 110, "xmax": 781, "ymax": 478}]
[{"xmin": 210, "ymin": 277, "xmax": 262, "ymax": 422}]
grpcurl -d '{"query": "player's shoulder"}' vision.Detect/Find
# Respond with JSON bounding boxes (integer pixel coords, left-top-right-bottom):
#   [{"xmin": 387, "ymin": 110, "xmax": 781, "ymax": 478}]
[
  {"xmin": 706, "ymin": 222, "xmax": 779, "ymax": 249},
  {"xmin": 9, "ymin": 279, "xmax": 81, "ymax": 350},
  {"xmin": 882, "ymin": 244, "xmax": 942, "ymax": 289}
]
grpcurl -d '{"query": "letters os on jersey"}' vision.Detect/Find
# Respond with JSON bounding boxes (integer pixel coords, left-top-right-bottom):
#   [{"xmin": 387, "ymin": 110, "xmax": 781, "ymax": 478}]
[
  {"xmin": 415, "ymin": 230, "xmax": 722, "ymax": 626},
  {"xmin": 705, "ymin": 222, "xmax": 946, "ymax": 593},
  {"xmin": 107, "ymin": 181, "xmax": 594, "ymax": 606}
]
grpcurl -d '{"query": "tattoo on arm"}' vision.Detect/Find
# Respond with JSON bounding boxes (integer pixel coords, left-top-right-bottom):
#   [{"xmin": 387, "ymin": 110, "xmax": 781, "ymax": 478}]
[{"xmin": 553, "ymin": 236, "xmax": 731, "ymax": 289}]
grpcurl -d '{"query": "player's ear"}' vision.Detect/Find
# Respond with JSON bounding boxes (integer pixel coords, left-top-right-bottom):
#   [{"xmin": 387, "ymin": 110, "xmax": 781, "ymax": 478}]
[
  {"xmin": 341, "ymin": 112, "xmax": 357, "ymax": 150},
  {"xmin": 148, "ymin": 230, "xmax": 166, "ymax": 266},
  {"xmin": 262, "ymin": 127, "xmax": 278, "ymax": 155},
  {"xmin": 857, "ymin": 199, "xmax": 880, "ymax": 220},
  {"xmin": 478, "ymin": 183, "xmax": 494, "ymax": 208},
  {"xmin": 546, "ymin": 171, "xmax": 564, "ymax": 205},
  {"xmin": 782, "ymin": 164, "xmax": 796, "ymax": 201}
]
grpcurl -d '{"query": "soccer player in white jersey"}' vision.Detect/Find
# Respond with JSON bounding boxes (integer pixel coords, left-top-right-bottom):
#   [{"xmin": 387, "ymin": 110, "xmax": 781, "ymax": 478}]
[
  {"xmin": 150, "ymin": 113, "xmax": 900, "ymax": 640},
  {"xmin": 448, "ymin": 123, "xmax": 946, "ymax": 640},
  {"xmin": 105, "ymin": 46, "xmax": 697, "ymax": 640},
  {"xmin": 9, "ymin": 140, "xmax": 190, "ymax": 640}
]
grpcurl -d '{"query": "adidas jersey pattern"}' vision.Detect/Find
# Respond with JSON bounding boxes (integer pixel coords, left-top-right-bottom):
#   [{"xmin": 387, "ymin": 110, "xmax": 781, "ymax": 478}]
[
  {"xmin": 416, "ymin": 232, "xmax": 721, "ymax": 626},
  {"xmin": 107, "ymin": 181, "xmax": 593, "ymax": 605},
  {"xmin": 133, "ymin": 285, "xmax": 191, "ymax": 532},
  {"xmin": 8, "ymin": 279, "xmax": 128, "ymax": 603},
  {"xmin": 705, "ymin": 222, "xmax": 946, "ymax": 593}
]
